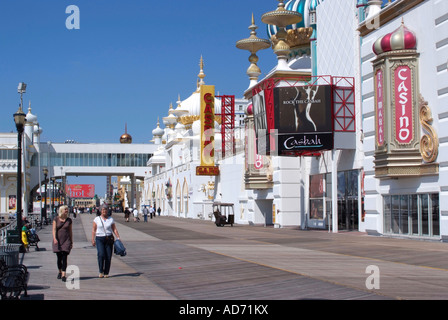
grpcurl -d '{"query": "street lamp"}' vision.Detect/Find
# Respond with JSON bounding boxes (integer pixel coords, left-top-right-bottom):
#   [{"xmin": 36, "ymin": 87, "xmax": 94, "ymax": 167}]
[
  {"xmin": 14, "ymin": 82, "xmax": 27, "ymax": 237},
  {"xmin": 43, "ymin": 167, "xmax": 48, "ymax": 224},
  {"xmin": 51, "ymin": 177, "xmax": 56, "ymax": 219}
]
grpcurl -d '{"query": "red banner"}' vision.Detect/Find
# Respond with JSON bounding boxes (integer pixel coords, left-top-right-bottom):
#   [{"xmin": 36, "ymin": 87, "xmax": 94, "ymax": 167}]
[
  {"xmin": 375, "ymin": 69, "xmax": 385, "ymax": 147},
  {"xmin": 66, "ymin": 184, "xmax": 95, "ymax": 198}
]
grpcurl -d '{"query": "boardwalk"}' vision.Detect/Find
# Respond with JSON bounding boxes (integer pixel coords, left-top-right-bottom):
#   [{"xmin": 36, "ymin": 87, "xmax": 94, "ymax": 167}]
[{"xmin": 18, "ymin": 213, "xmax": 448, "ymax": 302}]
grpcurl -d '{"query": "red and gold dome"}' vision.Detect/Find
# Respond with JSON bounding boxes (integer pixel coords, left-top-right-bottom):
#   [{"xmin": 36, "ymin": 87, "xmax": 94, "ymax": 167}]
[{"xmin": 372, "ymin": 23, "xmax": 417, "ymax": 55}]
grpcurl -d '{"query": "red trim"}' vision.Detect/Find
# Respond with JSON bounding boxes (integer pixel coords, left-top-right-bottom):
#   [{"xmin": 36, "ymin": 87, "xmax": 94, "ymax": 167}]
[{"xmin": 216, "ymin": 95, "xmax": 235, "ymax": 159}]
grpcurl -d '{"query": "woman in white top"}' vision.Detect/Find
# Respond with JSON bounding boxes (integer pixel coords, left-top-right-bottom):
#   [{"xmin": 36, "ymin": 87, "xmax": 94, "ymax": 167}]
[{"xmin": 91, "ymin": 204, "xmax": 120, "ymax": 278}]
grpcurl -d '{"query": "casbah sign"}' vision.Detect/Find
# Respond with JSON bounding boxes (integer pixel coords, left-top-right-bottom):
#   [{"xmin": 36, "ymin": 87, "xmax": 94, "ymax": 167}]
[
  {"xmin": 278, "ymin": 133, "xmax": 333, "ymax": 151},
  {"xmin": 196, "ymin": 166, "xmax": 220, "ymax": 176}
]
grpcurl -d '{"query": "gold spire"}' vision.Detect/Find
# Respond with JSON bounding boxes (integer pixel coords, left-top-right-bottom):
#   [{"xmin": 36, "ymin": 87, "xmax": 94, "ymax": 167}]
[
  {"xmin": 262, "ymin": 0, "xmax": 302, "ymax": 69},
  {"xmin": 236, "ymin": 14, "xmax": 270, "ymax": 87},
  {"xmin": 198, "ymin": 55, "xmax": 206, "ymax": 86}
]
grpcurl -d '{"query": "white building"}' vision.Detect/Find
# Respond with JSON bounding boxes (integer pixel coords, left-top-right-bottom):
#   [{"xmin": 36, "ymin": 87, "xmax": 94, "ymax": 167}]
[
  {"xmin": 144, "ymin": 58, "xmax": 250, "ymax": 221},
  {"xmin": 359, "ymin": 0, "xmax": 447, "ymax": 240},
  {"xmin": 3, "ymin": 0, "xmax": 446, "ymax": 242},
  {"xmin": 144, "ymin": 0, "xmax": 448, "ymax": 242}
]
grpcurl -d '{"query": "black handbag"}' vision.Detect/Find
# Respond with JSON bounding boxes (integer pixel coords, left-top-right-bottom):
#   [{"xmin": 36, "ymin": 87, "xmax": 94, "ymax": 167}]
[{"xmin": 100, "ymin": 218, "xmax": 114, "ymax": 245}]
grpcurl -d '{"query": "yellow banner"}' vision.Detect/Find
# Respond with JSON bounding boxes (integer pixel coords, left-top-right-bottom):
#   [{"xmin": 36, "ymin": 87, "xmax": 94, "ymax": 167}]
[{"xmin": 200, "ymin": 85, "xmax": 215, "ymax": 167}]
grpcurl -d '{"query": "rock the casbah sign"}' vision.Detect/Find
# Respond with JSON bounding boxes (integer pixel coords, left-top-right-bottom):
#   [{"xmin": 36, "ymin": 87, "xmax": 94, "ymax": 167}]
[{"xmin": 197, "ymin": 85, "xmax": 220, "ymax": 176}]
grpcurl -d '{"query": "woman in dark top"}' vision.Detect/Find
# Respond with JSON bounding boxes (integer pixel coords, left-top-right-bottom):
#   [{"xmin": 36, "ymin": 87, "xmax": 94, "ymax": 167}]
[{"xmin": 52, "ymin": 205, "xmax": 73, "ymax": 282}]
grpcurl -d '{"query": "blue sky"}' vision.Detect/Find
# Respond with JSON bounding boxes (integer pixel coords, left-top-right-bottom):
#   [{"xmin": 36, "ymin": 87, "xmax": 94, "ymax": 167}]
[
  {"xmin": 0, "ymin": 0, "xmax": 275, "ymax": 143},
  {"xmin": 0, "ymin": 0, "xmax": 279, "ymax": 196}
]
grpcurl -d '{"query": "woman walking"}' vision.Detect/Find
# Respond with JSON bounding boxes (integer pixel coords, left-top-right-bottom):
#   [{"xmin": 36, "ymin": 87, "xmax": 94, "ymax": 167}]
[
  {"xmin": 91, "ymin": 204, "xmax": 121, "ymax": 278},
  {"xmin": 52, "ymin": 205, "xmax": 73, "ymax": 282}
]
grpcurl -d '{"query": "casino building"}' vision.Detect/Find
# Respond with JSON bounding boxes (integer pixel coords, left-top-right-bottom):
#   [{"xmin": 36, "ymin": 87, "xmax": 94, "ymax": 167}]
[
  {"xmin": 359, "ymin": 0, "xmax": 447, "ymax": 240},
  {"xmin": 147, "ymin": 0, "xmax": 448, "ymax": 241}
]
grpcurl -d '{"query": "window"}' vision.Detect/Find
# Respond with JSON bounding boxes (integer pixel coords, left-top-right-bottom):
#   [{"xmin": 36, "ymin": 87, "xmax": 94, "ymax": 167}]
[
  {"xmin": 309, "ymin": 174, "xmax": 324, "ymax": 220},
  {"xmin": 383, "ymin": 193, "xmax": 440, "ymax": 237},
  {"xmin": 31, "ymin": 152, "xmax": 152, "ymax": 167}
]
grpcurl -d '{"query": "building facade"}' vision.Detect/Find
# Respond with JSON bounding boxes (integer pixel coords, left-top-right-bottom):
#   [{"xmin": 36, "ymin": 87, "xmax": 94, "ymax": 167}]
[{"xmin": 359, "ymin": 0, "xmax": 447, "ymax": 240}]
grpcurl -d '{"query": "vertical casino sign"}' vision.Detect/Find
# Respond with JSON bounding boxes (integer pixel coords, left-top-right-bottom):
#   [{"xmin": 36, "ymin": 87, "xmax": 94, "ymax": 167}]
[
  {"xmin": 196, "ymin": 85, "xmax": 220, "ymax": 176},
  {"xmin": 372, "ymin": 23, "xmax": 438, "ymax": 178},
  {"xmin": 394, "ymin": 65, "xmax": 413, "ymax": 144}
]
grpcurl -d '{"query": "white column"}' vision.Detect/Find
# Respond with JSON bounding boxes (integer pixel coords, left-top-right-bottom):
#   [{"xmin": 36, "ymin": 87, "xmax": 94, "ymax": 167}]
[{"xmin": 332, "ymin": 150, "xmax": 338, "ymax": 233}]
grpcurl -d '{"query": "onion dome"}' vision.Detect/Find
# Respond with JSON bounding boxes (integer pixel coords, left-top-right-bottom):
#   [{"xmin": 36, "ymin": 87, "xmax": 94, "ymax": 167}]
[
  {"xmin": 309, "ymin": 0, "xmax": 324, "ymax": 11},
  {"xmin": 25, "ymin": 104, "xmax": 37, "ymax": 125},
  {"xmin": 373, "ymin": 22, "xmax": 417, "ymax": 55},
  {"xmin": 120, "ymin": 123, "xmax": 132, "ymax": 144},
  {"xmin": 246, "ymin": 103, "xmax": 253, "ymax": 116},
  {"xmin": 152, "ymin": 118, "xmax": 164, "ymax": 137},
  {"xmin": 33, "ymin": 124, "xmax": 42, "ymax": 135}
]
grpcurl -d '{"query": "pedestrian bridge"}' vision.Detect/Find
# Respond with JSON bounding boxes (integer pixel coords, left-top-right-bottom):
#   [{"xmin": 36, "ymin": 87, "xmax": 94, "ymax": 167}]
[{"xmin": 29, "ymin": 142, "xmax": 158, "ymax": 195}]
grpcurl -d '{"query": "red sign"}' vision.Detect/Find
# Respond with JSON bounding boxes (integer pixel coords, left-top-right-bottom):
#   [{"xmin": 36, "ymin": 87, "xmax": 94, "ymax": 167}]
[
  {"xmin": 375, "ymin": 69, "xmax": 385, "ymax": 147},
  {"xmin": 394, "ymin": 66, "xmax": 413, "ymax": 144},
  {"xmin": 66, "ymin": 184, "xmax": 95, "ymax": 198},
  {"xmin": 196, "ymin": 166, "xmax": 220, "ymax": 176}
]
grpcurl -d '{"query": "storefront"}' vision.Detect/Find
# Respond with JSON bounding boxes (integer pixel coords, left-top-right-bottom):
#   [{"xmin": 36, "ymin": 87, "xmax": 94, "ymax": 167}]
[{"xmin": 308, "ymin": 169, "xmax": 361, "ymax": 231}]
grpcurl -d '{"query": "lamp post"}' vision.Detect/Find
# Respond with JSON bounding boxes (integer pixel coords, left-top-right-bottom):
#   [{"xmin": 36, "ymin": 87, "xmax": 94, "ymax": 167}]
[
  {"xmin": 14, "ymin": 82, "xmax": 27, "ymax": 236},
  {"xmin": 51, "ymin": 177, "xmax": 56, "ymax": 219},
  {"xmin": 43, "ymin": 167, "xmax": 48, "ymax": 224}
]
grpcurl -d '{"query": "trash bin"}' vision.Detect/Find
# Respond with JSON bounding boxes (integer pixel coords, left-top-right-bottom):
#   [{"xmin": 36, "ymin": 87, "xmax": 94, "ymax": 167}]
[
  {"xmin": 0, "ymin": 244, "xmax": 21, "ymax": 266},
  {"xmin": 6, "ymin": 230, "xmax": 21, "ymax": 244}
]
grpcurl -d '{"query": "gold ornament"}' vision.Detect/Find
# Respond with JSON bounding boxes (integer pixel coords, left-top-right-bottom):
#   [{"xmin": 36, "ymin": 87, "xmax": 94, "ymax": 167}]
[{"xmin": 419, "ymin": 94, "xmax": 439, "ymax": 163}]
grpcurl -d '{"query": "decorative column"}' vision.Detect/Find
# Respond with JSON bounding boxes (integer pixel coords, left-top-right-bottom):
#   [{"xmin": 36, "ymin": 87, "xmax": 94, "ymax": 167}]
[
  {"xmin": 261, "ymin": 0, "xmax": 302, "ymax": 71},
  {"xmin": 236, "ymin": 14, "xmax": 271, "ymax": 90}
]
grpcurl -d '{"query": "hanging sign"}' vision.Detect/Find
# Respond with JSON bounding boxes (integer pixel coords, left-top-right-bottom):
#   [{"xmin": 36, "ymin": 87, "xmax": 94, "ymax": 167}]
[
  {"xmin": 394, "ymin": 65, "xmax": 413, "ymax": 144},
  {"xmin": 198, "ymin": 85, "xmax": 219, "ymax": 175},
  {"xmin": 375, "ymin": 69, "xmax": 385, "ymax": 147},
  {"xmin": 274, "ymin": 85, "xmax": 334, "ymax": 154}
]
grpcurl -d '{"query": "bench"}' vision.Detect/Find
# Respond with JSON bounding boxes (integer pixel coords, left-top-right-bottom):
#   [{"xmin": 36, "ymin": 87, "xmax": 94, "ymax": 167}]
[{"xmin": 0, "ymin": 259, "xmax": 29, "ymax": 300}]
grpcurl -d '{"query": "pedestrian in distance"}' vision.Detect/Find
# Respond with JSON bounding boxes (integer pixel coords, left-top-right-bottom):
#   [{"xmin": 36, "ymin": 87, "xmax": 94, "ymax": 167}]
[
  {"xmin": 52, "ymin": 205, "xmax": 73, "ymax": 282},
  {"xmin": 142, "ymin": 206, "xmax": 149, "ymax": 222},
  {"xmin": 124, "ymin": 207, "xmax": 131, "ymax": 222},
  {"xmin": 157, "ymin": 207, "xmax": 161, "ymax": 216},
  {"xmin": 133, "ymin": 206, "xmax": 139, "ymax": 222},
  {"xmin": 92, "ymin": 204, "xmax": 121, "ymax": 278},
  {"xmin": 149, "ymin": 206, "xmax": 155, "ymax": 219}
]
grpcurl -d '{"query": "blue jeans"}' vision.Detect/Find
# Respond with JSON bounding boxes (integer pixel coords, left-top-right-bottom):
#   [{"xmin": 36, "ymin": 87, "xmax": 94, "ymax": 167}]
[{"xmin": 96, "ymin": 236, "xmax": 113, "ymax": 275}]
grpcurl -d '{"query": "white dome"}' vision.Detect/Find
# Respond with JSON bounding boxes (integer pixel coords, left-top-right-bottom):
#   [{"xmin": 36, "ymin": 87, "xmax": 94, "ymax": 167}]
[
  {"xmin": 179, "ymin": 90, "xmax": 222, "ymax": 117},
  {"xmin": 33, "ymin": 124, "xmax": 42, "ymax": 135},
  {"xmin": 152, "ymin": 125, "xmax": 164, "ymax": 137},
  {"xmin": 26, "ymin": 107, "xmax": 37, "ymax": 125},
  {"xmin": 175, "ymin": 122, "xmax": 186, "ymax": 131},
  {"xmin": 192, "ymin": 119, "xmax": 221, "ymax": 136},
  {"xmin": 192, "ymin": 119, "xmax": 201, "ymax": 135}
]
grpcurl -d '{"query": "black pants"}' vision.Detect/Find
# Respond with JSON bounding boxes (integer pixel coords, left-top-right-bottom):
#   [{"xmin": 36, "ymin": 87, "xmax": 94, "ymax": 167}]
[{"xmin": 56, "ymin": 251, "xmax": 69, "ymax": 272}]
